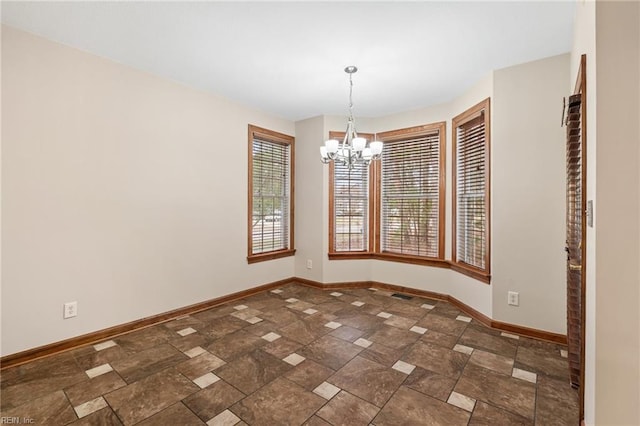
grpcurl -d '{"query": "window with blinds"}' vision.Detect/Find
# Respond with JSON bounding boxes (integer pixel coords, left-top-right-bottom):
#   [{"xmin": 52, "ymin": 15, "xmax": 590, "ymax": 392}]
[
  {"xmin": 378, "ymin": 123, "xmax": 445, "ymax": 259},
  {"xmin": 452, "ymin": 98, "xmax": 490, "ymax": 280},
  {"xmin": 329, "ymin": 131, "xmax": 373, "ymax": 254},
  {"xmin": 247, "ymin": 125, "xmax": 295, "ymax": 262}
]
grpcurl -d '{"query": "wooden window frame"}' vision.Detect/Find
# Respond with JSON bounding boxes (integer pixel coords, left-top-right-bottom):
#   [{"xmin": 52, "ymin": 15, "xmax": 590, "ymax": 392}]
[
  {"xmin": 328, "ymin": 131, "xmax": 375, "ymax": 259},
  {"xmin": 375, "ymin": 123, "xmax": 447, "ymax": 265},
  {"xmin": 327, "ymin": 124, "xmax": 447, "ymax": 267},
  {"xmin": 247, "ymin": 125, "xmax": 295, "ymax": 263},
  {"xmin": 452, "ymin": 98, "xmax": 491, "ymax": 283}
]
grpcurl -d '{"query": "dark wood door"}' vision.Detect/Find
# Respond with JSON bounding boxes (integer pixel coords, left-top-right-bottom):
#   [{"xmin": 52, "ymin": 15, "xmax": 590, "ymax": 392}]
[{"xmin": 565, "ymin": 55, "xmax": 586, "ymax": 422}]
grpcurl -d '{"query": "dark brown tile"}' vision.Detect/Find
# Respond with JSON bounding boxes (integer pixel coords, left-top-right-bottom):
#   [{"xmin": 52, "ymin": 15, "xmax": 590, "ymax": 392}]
[
  {"xmin": 403, "ymin": 341, "xmax": 467, "ymax": 379},
  {"xmin": 469, "ymin": 401, "xmax": 532, "ymax": 425},
  {"xmin": 183, "ymin": 380, "xmax": 245, "ymax": 422},
  {"xmin": 298, "ymin": 335, "xmax": 362, "ymax": 370},
  {"xmin": 278, "ymin": 319, "xmax": 330, "ymax": 345},
  {"xmin": 367, "ymin": 325, "xmax": 420, "ymax": 350},
  {"xmin": 74, "ymin": 344, "xmax": 127, "ymax": 370},
  {"xmin": 328, "ymin": 356, "xmax": 405, "ymax": 407},
  {"xmin": 0, "ymin": 357, "xmax": 87, "ymax": 410},
  {"xmin": 231, "ymin": 377, "xmax": 325, "ymax": 425},
  {"xmin": 0, "ymin": 390, "xmax": 77, "ymax": 425},
  {"xmin": 329, "ymin": 325, "xmax": 365, "ymax": 342},
  {"xmin": 104, "ymin": 368, "xmax": 199, "ymax": 425},
  {"xmin": 421, "ymin": 329, "xmax": 460, "ymax": 349},
  {"xmin": 206, "ymin": 330, "xmax": 267, "ymax": 361},
  {"xmin": 136, "ymin": 402, "xmax": 204, "ymax": 425},
  {"xmin": 404, "ymin": 367, "xmax": 457, "ymax": 401},
  {"xmin": 386, "ymin": 301, "xmax": 429, "ymax": 320},
  {"xmin": 64, "ymin": 371, "xmax": 126, "ymax": 406},
  {"xmin": 191, "ymin": 305, "xmax": 236, "ymax": 324},
  {"xmin": 260, "ymin": 307, "xmax": 305, "ymax": 326},
  {"xmin": 535, "ymin": 375, "xmax": 579, "ymax": 425},
  {"xmin": 431, "ymin": 302, "xmax": 463, "ymax": 318},
  {"xmin": 285, "ymin": 360, "xmax": 335, "ymax": 391},
  {"xmin": 261, "ymin": 337, "xmax": 303, "ymax": 359},
  {"xmin": 459, "ymin": 326, "xmax": 518, "ymax": 358},
  {"xmin": 303, "ymin": 415, "xmax": 332, "ymax": 426},
  {"xmin": 455, "ymin": 363, "xmax": 536, "ymax": 420},
  {"xmin": 68, "ymin": 407, "xmax": 123, "ymax": 425},
  {"xmin": 383, "ymin": 315, "xmax": 417, "ymax": 329},
  {"xmin": 468, "ymin": 349, "xmax": 514, "ymax": 375},
  {"xmin": 111, "ymin": 343, "xmax": 186, "ymax": 383},
  {"xmin": 417, "ymin": 313, "xmax": 468, "ymax": 336},
  {"xmin": 373, "ymin": 386, "xmax": 470, "ymax": 425},
  {"xmin": 336, "ymin": 314, "xmax": 383, "ymax": 332},
  {"xmin": 515, "ymin": 346, "xmax": 569, "ymax": 380},
  {"xmin": 163, "ymin": 315, "xmax": 206, "ymax": 332},
  {"xmin": 359, "ymin": 343, "xmax": 406, "ymax": 367},
  {"xmin": 201, "ymin": 316, "xmax": 248, "ymax": 340},
  {"xmin": 114, "ymin": 325, "xmax": 174, "ymax": 353},
  {"xmin": 168, "ymin": 332, "xmax": 212, "ymax": 353},
  {"xmin": 316, "ymin": 390, "xmax": 379, "ymax": 426},
  {"xmin": 242, "ymin": 320, "xmax": 280, "ymax": 337},
  {"xmin": 215, "ymin": 349, "xmax": 292, "ymax": 394},
  {"xmin": 176, "ymin": 352, "xmax": 226, "ymax": 380}
]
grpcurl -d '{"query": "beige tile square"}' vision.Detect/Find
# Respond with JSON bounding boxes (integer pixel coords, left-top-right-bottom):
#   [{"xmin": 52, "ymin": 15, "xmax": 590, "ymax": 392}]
[
  {"xmin": 447, "ymin": 391, "xmax": 476, "ymax": 412},
  {"xmin": 560, "ymin": 349, "xmax": 568, "ymax": 358},
  {"xmin": 377, "ymin": 312, "xmax": 392, "ymax": 319},
  {"xmin": 354, "ymin": 338, "xmax": 372, "ymax": 348},
  {"xmin": 410, "ymin": 326, "xmax": 428, "ymax": 334},
  {"xmin": 392, "ymin": 360, "xmax": 416, "ymax": 375},
  {"xmin": 283, "ymin": 353, "xmax": 306, "ymax": 366},
  {"xmin": 303, "ymin": 308, "xmax": 318, "ymax": 315},
  {"xmin": 501, "ymin": 332, "xmax": 520, "ymax": 340},
  {"xmin": 178, "ymin": 327, "xmax": 197, "ymax": 337},
  {"xmin": 456, "ymin": 315, "xmax": 472, "ymax": 323},
  {"xmin": 330, "ymin": 292, "xmax": 343, "ymax": 297},
  {"xmin": 93, "ymin": 340, "xmax": 117, "ymax": 351},
  {"xmin": 270, "ymin": 289, "xmax": 283, "ymax": 294},
  {"xmin": 453, "ymin": 344, "xmax": 474, "ymax": 355},
  {"xmin": 193, "ymin": 372, "xmax": 220, "ymax": 389},
  {"xmin": 85, "ymin": 363, "xmax": 113, "ymax": 379},
  {"xmin": 246, "ymin": 317, "xmax": 263, "ymax": 324},
  {"xmin": 351, "ymin": 301, "xmax": 365, "ymax": 307},
  {"xmin": 285, "ymin": 298, "xmax": 299, "ymax": 303},
  {"xmin": 313, "ymin": 381, "xmax": 341, "ymax": 400},
  {"xmin": 324, "ymin": 321, "xmax": 342, "ymax": 330},
  {"xmin": 233, "ymin": 305, "xmax": 248, "ymax": 311},
  {"xmin": 184, "ymin": 346, "xmax": 207, "ymax": 358},
  {"xmin": 512, "ymin": 367, "xmax": 537, "ymax": 383},
  {"xmin": 261, "ymin": 332, "xmax": 281, "ymax": 342},
  {"xmin": 207, "ymin": 409, "xmax": 241, "ymax": 426},
  {"xmin": 74, "ymin": 396, "xmax": 108, "ymax": 418},
  {"xmin": 421, "ymin": 303, "xmax": 435, "ymax": 310}
]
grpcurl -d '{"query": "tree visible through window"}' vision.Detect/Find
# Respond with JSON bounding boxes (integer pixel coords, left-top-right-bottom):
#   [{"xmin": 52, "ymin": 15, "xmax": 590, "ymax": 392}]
[{"xmin": 247, "ymin": 125, "xmax": 295, "ymax": 263}]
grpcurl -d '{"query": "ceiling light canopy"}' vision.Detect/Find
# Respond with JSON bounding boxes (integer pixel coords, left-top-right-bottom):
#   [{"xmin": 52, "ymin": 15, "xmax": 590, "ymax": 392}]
[{"xmin": 320, "ymin": 66, "xmax": 383, "ymax": 169}]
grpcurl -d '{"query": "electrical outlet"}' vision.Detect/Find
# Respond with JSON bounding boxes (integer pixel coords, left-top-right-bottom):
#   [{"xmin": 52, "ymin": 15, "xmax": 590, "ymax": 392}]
[
  {"xmin": 306, "ymin": 259, "xmax": 313, "ymax": 269},
  {"xmin": 507, "ymin": 291, "xmax": 519, "ymax": 306},
  {"xmin": 63, "ymin": 301, "xmax": 78, "ymax": 319}
]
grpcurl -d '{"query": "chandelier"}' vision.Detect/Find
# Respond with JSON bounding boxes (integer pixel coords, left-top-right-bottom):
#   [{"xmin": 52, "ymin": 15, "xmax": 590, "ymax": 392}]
[{"xmin": 320, "ymin": 66, "xmax": 383, "ymax": 168}]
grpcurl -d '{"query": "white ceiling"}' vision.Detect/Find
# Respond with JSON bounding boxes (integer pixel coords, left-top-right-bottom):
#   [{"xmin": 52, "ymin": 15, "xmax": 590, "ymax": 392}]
[{"xmin": 1, "ymin": 1, "xmax": 575, "ymax": 121}]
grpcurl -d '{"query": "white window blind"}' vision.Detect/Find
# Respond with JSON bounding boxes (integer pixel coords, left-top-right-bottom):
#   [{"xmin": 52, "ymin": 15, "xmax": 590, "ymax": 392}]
[
  {"xmin": 333, "ymin": 161, "xmax": 369, "ymax": 251},
  {"xmin": 251, "ymin": 136, "xmax": 290, "ymax": 255},
  {"xmin": 381, "ymin": 130, "xmax": 442, "ymax": 258},
  {"xmin": 454, "ymin": 111, "xmax": 488, "ymax": 270}
]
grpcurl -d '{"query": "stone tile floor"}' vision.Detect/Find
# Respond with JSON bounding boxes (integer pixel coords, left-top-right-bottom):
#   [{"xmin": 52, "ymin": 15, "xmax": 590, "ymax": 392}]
[{"xmin": 0, "ymin": 283, "xmax": 579, "ymax": 425}]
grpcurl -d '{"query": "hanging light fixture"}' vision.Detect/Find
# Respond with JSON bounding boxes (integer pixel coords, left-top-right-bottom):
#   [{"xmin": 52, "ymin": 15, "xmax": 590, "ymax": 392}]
[{"xmin": 320, "ymin": 66, "xmax": 383, "ymax": 168}]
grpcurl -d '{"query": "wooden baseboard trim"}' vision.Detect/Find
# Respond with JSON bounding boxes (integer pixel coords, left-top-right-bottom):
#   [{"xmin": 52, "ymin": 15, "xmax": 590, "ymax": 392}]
[
  {"xmin": 296, "ymin": 277, "xmax": 567, "ymax": 345},
  {"xmin": 0, "ymin": 277, "xmax": 293, "ymax": 370},
  {"xmin": 1, "ymin": 276, "xmax": 566, "ymax": 370}
]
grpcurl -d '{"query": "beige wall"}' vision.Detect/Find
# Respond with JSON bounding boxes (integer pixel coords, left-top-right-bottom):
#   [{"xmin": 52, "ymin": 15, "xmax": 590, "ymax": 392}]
[
  {"xmin": 492, "ymin": 54, "xmax": 569, "ymax": 333},
  {"xmin": 1, "ymin": 26, "xmax": 295, "ymax": 356},
  {"xmin": 593, "ymin": 1, "xmax": 640, "ymax": 424}
]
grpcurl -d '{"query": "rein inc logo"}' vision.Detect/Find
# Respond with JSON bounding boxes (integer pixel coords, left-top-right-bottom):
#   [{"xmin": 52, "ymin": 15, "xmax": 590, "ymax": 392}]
[{"xmin": 0, "ymin": 418, "xmax": 34, "ymax": 424}]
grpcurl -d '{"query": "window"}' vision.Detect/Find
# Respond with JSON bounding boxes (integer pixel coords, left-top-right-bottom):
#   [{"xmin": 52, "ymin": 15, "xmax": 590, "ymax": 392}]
[
  {"xmin": 327, "ymin": 124, "xmax": 446, "ymax": 265},
  {"xmin": 377, "ymin": 123, "xmax": 445, "ymax": 261},
  {"xmin": 452, "ymin": 98, "xmax": 491, "ymax": 282},
  {"xmin": 329, "ymin": 132, "xmax": 374, "ymax": 256},
  {"xmin": 247, "ymin": 125, "xmax": 295, "ymax": 263}
]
